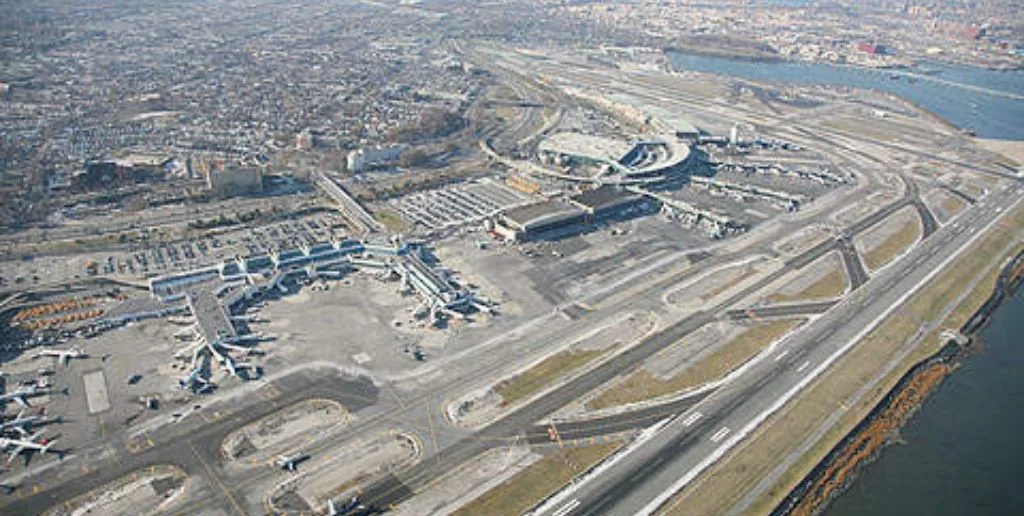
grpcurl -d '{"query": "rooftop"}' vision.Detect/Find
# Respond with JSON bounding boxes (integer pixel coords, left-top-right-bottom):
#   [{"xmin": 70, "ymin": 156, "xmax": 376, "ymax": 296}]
[
  {"xmin": 501, "ymin": 200, "xmax": 584, "ymax": 229},
  {"xmin": 569, "ymin": 185, "xmax": 643, "ymax": 211},
  {"xmin": 539, "ymin": 132, "xmax": 633, "ymax": 162},
  {"xmin": 187, "ymin": 290, "xmax": 237, "ymax": 344}
]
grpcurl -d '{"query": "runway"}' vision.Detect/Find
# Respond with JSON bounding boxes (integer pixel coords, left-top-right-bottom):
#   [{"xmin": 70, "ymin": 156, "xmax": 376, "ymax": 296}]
[
  {"xmin": 353, "ymin": 182, "xmax": 937, "ymax": 510},
  {"xmin": 1, "ymin": 160, "xmax": 970, "ymax": 516},
  {"xmin": 545, "ymin": 184, "xmax": 1021, "ymax": 516}
]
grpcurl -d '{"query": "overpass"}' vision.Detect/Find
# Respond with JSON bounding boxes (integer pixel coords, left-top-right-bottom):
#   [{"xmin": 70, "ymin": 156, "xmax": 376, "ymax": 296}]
[{"xmin": 313, "ymin": 172, "xmax": 382, "ymax": 235}]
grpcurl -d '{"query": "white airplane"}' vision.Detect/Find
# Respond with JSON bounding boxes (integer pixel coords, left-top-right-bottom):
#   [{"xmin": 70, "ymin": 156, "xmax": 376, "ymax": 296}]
[
  {"xmin": 275, "ymin": 452, "xmax": 309, "ymax": 472},
  {"xmin": 327, "ymin": 497, "xmax": 366, "ymax": 515},
  {"xmin": 167, "ymin": 315, "xmax": 196, "ymax": 326},
  {"xmin": 178, "ymin": 367, "xmax": 212, "ymax": 394},
  {"xmin": 0, "ymin": 432, "xmax": 57, "ymax": 463},
  {"xmin": 0, "ymin": 385, "xmax": 57, "ymax": 408},
  {"xmin": 0, "ymin": 410, "xmax": 59, "ymax": 436},
  {"xmin": 32, "ymin": 348, "xmax": 88, "ymax": 367}
]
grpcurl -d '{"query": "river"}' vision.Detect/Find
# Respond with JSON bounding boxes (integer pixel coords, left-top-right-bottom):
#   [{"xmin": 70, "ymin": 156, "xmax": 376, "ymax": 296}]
[
  {"xmin": 667, "ymin": 51, "xmax": 1024, "ymax": 515},
  {"xmin": 825, "ymin": 286, "xmax": 1024, "ymax": 515},
  {"xmin": 667, "ymin": 52, "xmax": 1024, "ymax": 140}
]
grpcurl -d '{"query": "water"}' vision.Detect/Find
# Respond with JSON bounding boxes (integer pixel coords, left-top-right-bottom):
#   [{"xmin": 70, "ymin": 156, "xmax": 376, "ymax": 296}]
[
  {"xmin": 667, "ymin": 51, "xmax": 1024, "ymax": 514},
  {"xmin": 826, "ymin": 287, "xmax": 1024, "ymax": 516},
  {"xmin": 667, "ymin": 52, "xmax": 1024, "ymax": 140}
]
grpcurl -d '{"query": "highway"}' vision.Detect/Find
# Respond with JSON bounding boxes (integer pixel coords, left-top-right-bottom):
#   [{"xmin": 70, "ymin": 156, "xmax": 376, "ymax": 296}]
[{"xmin": 539, "ymin": 183, "xmax": 1021, "ymax": 516}]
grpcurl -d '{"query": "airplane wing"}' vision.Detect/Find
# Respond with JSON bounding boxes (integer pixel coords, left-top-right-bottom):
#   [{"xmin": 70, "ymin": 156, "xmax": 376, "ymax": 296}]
[
  {"xmin": 13, "ymin": 396, "xmax": 28, "ymax": 408},
  {"xmin": 7, "ymin": 445, "xmax": 24, "ymax": 464}
]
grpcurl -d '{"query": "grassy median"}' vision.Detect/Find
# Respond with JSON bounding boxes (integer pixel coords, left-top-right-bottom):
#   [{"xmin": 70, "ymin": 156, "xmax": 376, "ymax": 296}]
[
  {"xmin": 864, "ymin": 219, "xmax": 922, "ymax": 271},
  {"xmin": 658, "ymin": 201, "xmax": 1024, "ymax": 516},
  {"xmin": 589, "ymin": 319, "xmax": 801, "ymax": 410},
  {"xmin": 769, "ymin": 268, "xmax": 847, "ymax": 303},
  {"xmin": 940, "ymin": 195, "xmax": 966, "ymax": 216},
  {"xmin": 453, "ymin": 443, "xmax": 622, "ymax": 516},
  {"xmin": 495, "ymin": 348, "xmax": 605, "ymax": 406}
]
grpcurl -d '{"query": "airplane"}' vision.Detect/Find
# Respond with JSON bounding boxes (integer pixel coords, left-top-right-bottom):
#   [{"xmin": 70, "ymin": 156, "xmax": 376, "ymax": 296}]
[
  {"xmin": 0, "ymin": 385, "xmax": 62, "ymax": 408},
  {"xmin": 178, "ymin": 367, "xmax": 213, "ymax": 394},
  {"xmin": 0, "ymin": 432, "xmax": 58, "ymax": 464},
  {"xmin": 32, "ymin": 348, "xmax": 88, "ymax": 367},
  {"xmin": 275, "ymin": 452, "xmax": 310, "ymax": 472},
  {"xmin": 327, "ymin": 497, "xmax": 366, "ymax": 515},
  {"xmin": 216, "ymin": 341, "xmax": 264, "ymax": 356},
  {"xmin": 0, "ymin": 409, "xmax": 61, "ymax": 436},
  {"xmin": 167, "ymin": 316, "xmax": 196, "ymax": 326}
]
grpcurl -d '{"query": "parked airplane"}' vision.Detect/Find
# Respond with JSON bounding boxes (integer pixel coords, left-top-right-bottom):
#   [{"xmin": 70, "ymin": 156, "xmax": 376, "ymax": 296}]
[
  {"xmin": 327, "ymin": 496, "xmax": 366, "ymax": 515},
  {"xmin": 0, "ymin": 432, "xmax": 58, "ymax": 463},
  {"xmin": 0, "ymin": 385, "xmax": 61, "ymax": 408},
  {"xmin": 32, "ymin": 348, "xmax": 88, "ymax": 367},
  {"xmin": 178, "ymin": 367, "xmax": 212, "ymax": 394},
  {"xmin": 275, "ymin": 452, "xmax": 309, "ymax": 471},
  {"xmin": 0, "ymin": 409, "xmax": 61, "ymax": 436},
  {"xmin": 167, "ymin": 316, "xmax": 196, "ymax": 326}
]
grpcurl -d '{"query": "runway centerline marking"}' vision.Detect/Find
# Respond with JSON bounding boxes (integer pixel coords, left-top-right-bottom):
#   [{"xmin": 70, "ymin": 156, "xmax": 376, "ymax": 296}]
[
  {"xmin": 796, "ymin": 360, "xmax": 811, "ymax": 373},
  {"xmin": 774, "ymin": 350, "xmax": 789, "ymax": 362}
]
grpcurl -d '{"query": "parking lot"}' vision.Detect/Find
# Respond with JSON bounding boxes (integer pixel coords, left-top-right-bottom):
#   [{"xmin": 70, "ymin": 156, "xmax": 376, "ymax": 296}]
[
  {"xmin": 387, "ymin": 178, "xmax": 532, "ymax": 233},
  {"xmin": 0, "ymin": 212, "xmax": 352, "ymax": 290}
]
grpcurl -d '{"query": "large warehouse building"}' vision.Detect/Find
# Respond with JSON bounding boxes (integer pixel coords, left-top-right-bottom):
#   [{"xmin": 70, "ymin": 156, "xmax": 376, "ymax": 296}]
[
  {"xmin": 495, "ymin": 185, "xmax": 649, "ymax": 241},
  {"xmin": 496, "ymin": 200, "xmax": 586, "ymax": 241}
]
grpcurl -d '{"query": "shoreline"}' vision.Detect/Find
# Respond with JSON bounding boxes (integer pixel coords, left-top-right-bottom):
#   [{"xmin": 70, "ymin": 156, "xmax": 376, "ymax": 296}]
[
  {"xmin": 663, "ymin": 48, "xmax": 1022, "ymax": 72},
  {"xmin": 772, "ymin": 250, "xmax": 1024, "ymax": 516},
  {"xmin": 663, "ymin": 50, "xmax": 1024, "ymax": 142}
]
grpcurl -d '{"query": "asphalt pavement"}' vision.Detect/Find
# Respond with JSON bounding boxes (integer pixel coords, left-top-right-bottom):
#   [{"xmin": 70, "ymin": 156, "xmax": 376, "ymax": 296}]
[{"xmin": 548, "ymin": 184, "xmax": 1021, "ymax": 516}]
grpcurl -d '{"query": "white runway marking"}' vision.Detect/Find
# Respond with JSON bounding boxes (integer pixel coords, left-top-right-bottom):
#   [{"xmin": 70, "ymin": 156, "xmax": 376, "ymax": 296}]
[
  {"xmin": 774, "ymin": 350, "xmax": 789, "ymax": 362},
  {"xmin": 552, "ymin": 499, "xmax": 581, "ymax": 516},
  {"xmin": 682, "ymin": 412, "xmax": 703, "ymax": 427},
  {"xmin": 796, "ymin": 360, "xmax": 811, "ymax": 373},
  {"xmin": 710, "ymin": 427, "xmax": 731, "ymax": 443}
]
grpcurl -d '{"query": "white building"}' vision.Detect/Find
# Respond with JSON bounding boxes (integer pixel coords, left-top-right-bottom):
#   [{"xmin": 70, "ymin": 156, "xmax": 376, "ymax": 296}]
[{"xmin": 347, "ymin": 145, "xmax": 403, "ymax": 173}]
